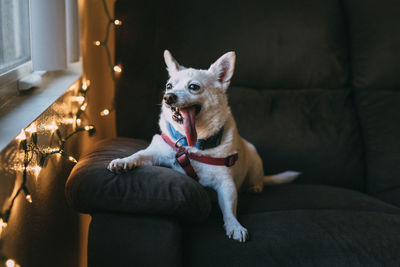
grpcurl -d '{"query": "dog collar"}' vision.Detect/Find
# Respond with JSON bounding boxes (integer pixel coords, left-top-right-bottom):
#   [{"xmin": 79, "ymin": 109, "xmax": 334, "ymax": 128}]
[{"xmin": 168, "ymin": 122, "xmax": 224, "ymax": 150}]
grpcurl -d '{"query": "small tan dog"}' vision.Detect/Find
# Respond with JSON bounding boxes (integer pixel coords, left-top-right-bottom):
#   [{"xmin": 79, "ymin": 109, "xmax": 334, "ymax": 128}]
[{"xmin": 108, "ymin": 50, "xmax": 299, "ymax": 242}]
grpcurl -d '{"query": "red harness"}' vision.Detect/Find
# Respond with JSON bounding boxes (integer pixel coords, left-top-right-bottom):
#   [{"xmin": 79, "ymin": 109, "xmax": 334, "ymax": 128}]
[{"xmin": 161, "ymin": 133, "xmax": 239, "ymax": 180}]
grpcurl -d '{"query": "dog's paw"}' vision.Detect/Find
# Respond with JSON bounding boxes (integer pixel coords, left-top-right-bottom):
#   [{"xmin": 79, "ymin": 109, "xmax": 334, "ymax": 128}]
[
  {"xmin": 107, "ymin": 158, "xmax": 136, "ymax": 173},
  {"xmin": 247, "ymin": 185, "xmax": 263, "ymax": 193},
  {"xmin": 225, "ymin": 223, "xmax": 249, "ymax": 243}
]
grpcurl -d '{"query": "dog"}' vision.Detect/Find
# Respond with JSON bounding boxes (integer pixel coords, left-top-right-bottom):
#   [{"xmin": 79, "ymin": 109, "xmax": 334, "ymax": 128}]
[{"xmin": 108, "ymin": 50, "xmax": 299, "ymax": 242}]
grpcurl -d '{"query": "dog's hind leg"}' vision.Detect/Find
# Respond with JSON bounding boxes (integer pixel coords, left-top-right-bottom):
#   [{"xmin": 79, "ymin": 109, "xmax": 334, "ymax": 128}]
[{"xmin": 243, "ymin": 141, "xmax": 265, "ymax": 193}]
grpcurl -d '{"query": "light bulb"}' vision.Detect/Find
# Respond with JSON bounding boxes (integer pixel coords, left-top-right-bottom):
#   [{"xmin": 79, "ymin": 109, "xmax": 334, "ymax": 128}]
[
  {"xmin": 30, "ymin": 166, "xmax": 42, "ymax": 176},
  {"xmin": 25, "ymin": 124, "xmax": 37, "ymax": 134},
  {"xmin": 100, "ymin": 109, "xmax": 110, "ymax": 116},
  {"xmin": 0, "ymin": 218, "xmax": 7, "ymax": 230},
  {"xmin": 82, "ymin": 81, "xmax": 89, "ymax": 90},
  {"xmin": 80, "ymin": 103, "xmax": 87, "ymax": 111},
  {"xmin": 5, "ymin": 259, "xmax": 16, "ymax": 267},
  {"xmin": 76, "ymin": 118, "xmax": 82, "ymax": 125},
  {"xmin": 72, "ymin": 96, "xmax": 85, "ymax": 102},
  {"xmin": 84, "ymin": 125, "xmax": 94, "ymax": 131},
  {"xmin": 25, "ymin": 194, "xmax": 32, "ymax": 203},
  {"xmin": 16, "ymin": 129, "xmax": 26, "ymax": 141},
  {"xmin": 45, "ymin": 122, "xmax": 58, "ymax": 131},
  {"xmin": 68, "ymin": 156, "xmax": 78, "ymax": 163},
  {"xmin": 114, "ymin": 19, "xmax": 122, "ymax": 25},
  {"xmin": 113, "ymin": 65, "xmax": 122, "ymax": 73},
  {"xmin": 94, "ymin": 40, "xmax": 101, "ymax": 46}
]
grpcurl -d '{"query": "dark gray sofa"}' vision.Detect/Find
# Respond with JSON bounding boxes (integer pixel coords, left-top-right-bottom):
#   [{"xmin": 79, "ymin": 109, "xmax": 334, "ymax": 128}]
[{"xmin": 66, "ymin": 0, "xmax": 400, "ymax": 266}]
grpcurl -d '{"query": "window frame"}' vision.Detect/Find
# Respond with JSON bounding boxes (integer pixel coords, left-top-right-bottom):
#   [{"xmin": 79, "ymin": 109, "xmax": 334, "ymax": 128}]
[{"xmin": 0, "ymin": 61, "xmax": 32, "ymax": 91}]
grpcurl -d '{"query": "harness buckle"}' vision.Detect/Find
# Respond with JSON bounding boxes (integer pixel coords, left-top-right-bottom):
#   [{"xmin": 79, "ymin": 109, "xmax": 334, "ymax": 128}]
[
  {"xmin": 176, "ymin": 151, "xmax": 191, "ymax": 167},
  {"xmin": 225, "ymin": 154, "xmax": 238, "ymax": 167}
]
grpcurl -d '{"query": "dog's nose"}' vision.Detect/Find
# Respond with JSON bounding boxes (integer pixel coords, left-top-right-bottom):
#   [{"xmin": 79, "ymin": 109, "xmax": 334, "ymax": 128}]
[{"xmin": 163, "ymin": 93, "xmax": 177, "ymax": 105}]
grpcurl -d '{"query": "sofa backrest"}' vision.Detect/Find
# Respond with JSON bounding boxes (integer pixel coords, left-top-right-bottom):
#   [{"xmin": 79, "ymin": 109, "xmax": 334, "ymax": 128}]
[
  {"xmin": 114, "ymin": 0, "xmax": 399, "ymax": 195},
  {"xmin": 343, "ymin": 0, "xmax": 400, "ymax": 204}
]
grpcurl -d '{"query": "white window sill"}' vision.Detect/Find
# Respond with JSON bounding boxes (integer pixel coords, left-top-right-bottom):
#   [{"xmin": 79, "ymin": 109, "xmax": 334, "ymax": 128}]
[{"xmin": 0, "ymin": 61, "xmax": 82, "ymax": 152}]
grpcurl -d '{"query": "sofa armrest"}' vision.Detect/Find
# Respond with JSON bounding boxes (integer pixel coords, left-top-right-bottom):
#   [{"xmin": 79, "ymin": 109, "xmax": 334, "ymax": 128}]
[
  {"xmin": 88, "ymin": 212, "xmax": 182, "ymax": 267},
  {"xmin": 65, "ymin": 138, "xmax": 211, "ymax": 221}
]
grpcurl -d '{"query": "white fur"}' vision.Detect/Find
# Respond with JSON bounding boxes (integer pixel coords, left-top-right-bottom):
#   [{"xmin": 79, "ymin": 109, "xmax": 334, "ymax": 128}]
[{"xmin": 108, "ymin": 50, "xmax": 300, "ymax": 242}]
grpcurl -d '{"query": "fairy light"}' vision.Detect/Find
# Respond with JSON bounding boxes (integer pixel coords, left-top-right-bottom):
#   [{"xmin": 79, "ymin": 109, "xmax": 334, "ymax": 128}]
[
  {"xmin": 0, "ymin": 218, "xmax": 7, "ymax": 232},
  {"xmin": 100, "ymin": 108, "xmax": 110, "ymax": 116},
  {"xmin": 71, "ymin": 96, "xmax": 85, "ymax": 102},
  {"xmin": 64, "ymin": 118, "xmax": 75, "ymax": 124},
  {"xmin": 25, "ymin": 124, "xmax": 37, "ymax": 134},
  {"xmin": 16, "ymin": 129, "xmax": 26, "ymax": 141},
  {"xmin": 94, "ymin": 40, "xmax": 101, "ymax": 46},
  {"xmin": 84, "ymin": 125, "xmax": 94, "ymax": 131},
  {"xmin": 45, "ymin": 122, "xmax": 58, "ymax": 131},
  {"xmin": 68, "ymin": 156, "xmax": 78, "ymax": 163},
  {"xmin": 76, "ymin": 118, "xmax": 82, "ymax": 125},
  {"xmin": 113, "ymin": 65, "xmax": 122, "ymax": 73},
  {"xmin": 5, "ymin": 259, "xmax": 17, "ymax": 267},
  {"xmin": 82, "ymin": 80, "xmax": 90, "ymax": 91},
  {"xmin": 25, "ymin": 195, "xmax": 32, "ymax": 203},
  {"xmin": 80, "ymin": 103, "xmax": 88, "ymax": 111},
  {"xmin": 28, "ymin": 166, "xmax": 42, "ymax": 177},
  {"xmin": 113, "ymin": 19, "xmax": 122, "ymax": 25}
]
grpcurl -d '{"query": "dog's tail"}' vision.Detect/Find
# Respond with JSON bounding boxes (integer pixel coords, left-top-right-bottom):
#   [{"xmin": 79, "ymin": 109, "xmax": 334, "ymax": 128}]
[{"xmin": 264, "ymin": 171, "xmax": 300, "ymax": 185}]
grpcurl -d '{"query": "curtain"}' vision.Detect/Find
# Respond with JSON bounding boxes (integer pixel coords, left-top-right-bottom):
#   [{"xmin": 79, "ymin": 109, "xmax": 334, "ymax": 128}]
[{"xmin": 30, "ymin": 0, "xmax": 80, "ymax": 71}]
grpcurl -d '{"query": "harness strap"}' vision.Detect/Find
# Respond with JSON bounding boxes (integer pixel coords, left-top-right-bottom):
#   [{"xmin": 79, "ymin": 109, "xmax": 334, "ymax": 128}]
[{"xmin": 161, "ymin": 133, "xmax": 239, "ymax": 179}]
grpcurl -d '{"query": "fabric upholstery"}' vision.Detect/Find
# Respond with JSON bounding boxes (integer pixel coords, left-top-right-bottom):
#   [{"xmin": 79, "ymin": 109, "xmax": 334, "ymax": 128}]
[
  {"xmin": 184, "ymin": 210, "xmax": 400, "ymax": 267},
  {"xmin": 72, "ymin": 0, "xmax": 400, "ymax": 266},
  {"xmin": 344, "ymin": 0, "xmax": 400, "ymax": 89},
  {"xmin": 65, "ymin": 138, "xmax": 211, "ymax": 221},
  {"xmin": 185, "ymin": 185, "xmax": 400, "ymax": 267},
  {"xmin": 88, "ymin": 213, "xmax": 182, "ymax": 267},
  {"xmin": 114, "ymin": 0, "xmax": 350, "ymax": 140},
  {"xmin": 229, "ymin": 87, "xmax": 365, "ymax": 190},
  {"xmin": 355, "ymin": 90, "xmax": 400, "ymax": 206}
]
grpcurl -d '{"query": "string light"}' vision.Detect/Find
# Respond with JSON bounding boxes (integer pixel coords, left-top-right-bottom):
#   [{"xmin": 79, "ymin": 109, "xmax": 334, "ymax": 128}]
[
  {"xmin": 0, "ymin": 81, "xmax": 97, "ymax": 265},
  {"xmin": 100, "ymin": 108, "xmax": 110, "ymax": 116},
  {"xmin": 76, "ymin": 118, "xmax": 82, "ymax": 125},
  {"xmin": 5, "ymin": 259, "xmax": 19, "ymax": 267},
  {"xmin": 94, "ymin": 0, "xmax": 123, "ymax": 116},
  {"xmin": 71, "ymin": 96, "xmax": 85, "ymax": 102},
  {"xmin": 24, "ymin": 124, "xmax": 37, "ymax": 134},
  {"xmin": 28, "ymin": 166, "xmax": 42, "ymax": 177},
  {"xmin": 113, "ymin": 65, "xmax": 122, "ymax": 73},
  {"xmin": 45, "ymin": 122, "xmax": 58, "ymax": 131},
  {"xmin": 80, "ymin": 103, "xmax": 87, "ymax": 111},
  {"xmin": 16, "ymin": 129, "xmax": 26, "ymax": 141}
]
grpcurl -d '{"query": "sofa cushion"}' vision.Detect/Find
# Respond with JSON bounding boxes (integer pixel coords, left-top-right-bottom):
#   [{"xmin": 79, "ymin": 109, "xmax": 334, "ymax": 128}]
[
  {"xmin": 185, "ymin": 185, "xmax": 400, "ymax": 267},
  {"xmin": 355, "ymin": 90, "xmax": 400, "ymax": 206},
  {"xmin": 229, "ymin": 87, "xmax": 365, "ymax": 190},
  {"xmin": 344, "ymin": 0, "xmax": 400, "ymax": 89},
  {"xmin": 114, "ymin": 0, "xmax": 349, "ymax": 140},
  {"xmin": 65, "ymin": 138, "xmax": 211, "ymax": 221}
]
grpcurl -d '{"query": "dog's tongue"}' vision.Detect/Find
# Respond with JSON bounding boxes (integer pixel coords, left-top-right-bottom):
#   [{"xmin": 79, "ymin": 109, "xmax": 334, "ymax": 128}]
[{"xmin": 180, "ymin": 106, "xmax": 197, "ymax": 146}]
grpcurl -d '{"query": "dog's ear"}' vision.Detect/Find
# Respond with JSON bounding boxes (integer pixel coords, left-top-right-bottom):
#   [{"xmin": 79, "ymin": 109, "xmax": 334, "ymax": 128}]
[
  {"xmin": 164, "ymin": 50, "xmax": 183, "ymax": 76},
  {"xmin": 208, "ymin": 51, "xmax": 236, "ymax": 88}
]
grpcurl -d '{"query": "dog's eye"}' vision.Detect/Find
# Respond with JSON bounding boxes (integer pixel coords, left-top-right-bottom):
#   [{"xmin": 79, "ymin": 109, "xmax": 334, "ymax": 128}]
[
  {"xmin": 166, "ymin": 83, "xmax": 173, "ymax": 90},
  {"xmin": 188, "ymin": 84, "xmax": 200, "ymax": 91}
]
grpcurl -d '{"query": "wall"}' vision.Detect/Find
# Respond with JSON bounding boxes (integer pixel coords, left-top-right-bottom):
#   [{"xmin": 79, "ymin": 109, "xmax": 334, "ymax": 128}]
[{"xmin": 0, "ymin": 0, "xmax": 116, "ymax": 266}]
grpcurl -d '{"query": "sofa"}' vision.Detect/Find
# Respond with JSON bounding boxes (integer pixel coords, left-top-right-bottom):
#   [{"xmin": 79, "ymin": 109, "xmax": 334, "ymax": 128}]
[{"xmin": 66, "ymin": 0, "xmax": 400, "ymax": 266}]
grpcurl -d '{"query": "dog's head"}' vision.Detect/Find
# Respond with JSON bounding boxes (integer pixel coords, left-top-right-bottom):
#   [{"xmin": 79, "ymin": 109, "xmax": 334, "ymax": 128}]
[{"xmin": 161, "ymin": 50, "xmax": 236, "ymax": 146}]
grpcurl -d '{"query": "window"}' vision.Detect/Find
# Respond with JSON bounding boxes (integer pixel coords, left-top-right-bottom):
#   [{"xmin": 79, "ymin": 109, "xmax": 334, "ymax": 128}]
[{"xmin": 0, "ymin": 0, "xmax": 31, "ymax": 76}]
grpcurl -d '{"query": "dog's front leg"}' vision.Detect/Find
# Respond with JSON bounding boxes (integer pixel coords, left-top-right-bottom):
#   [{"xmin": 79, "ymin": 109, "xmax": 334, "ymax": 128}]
[
  {"xmin": 216, "ymin": 179, "xmax": 248, "ymax": 242},
  {"xmin": 108, "ymin": 134, "xmax": 171, "ymax": 173}
]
